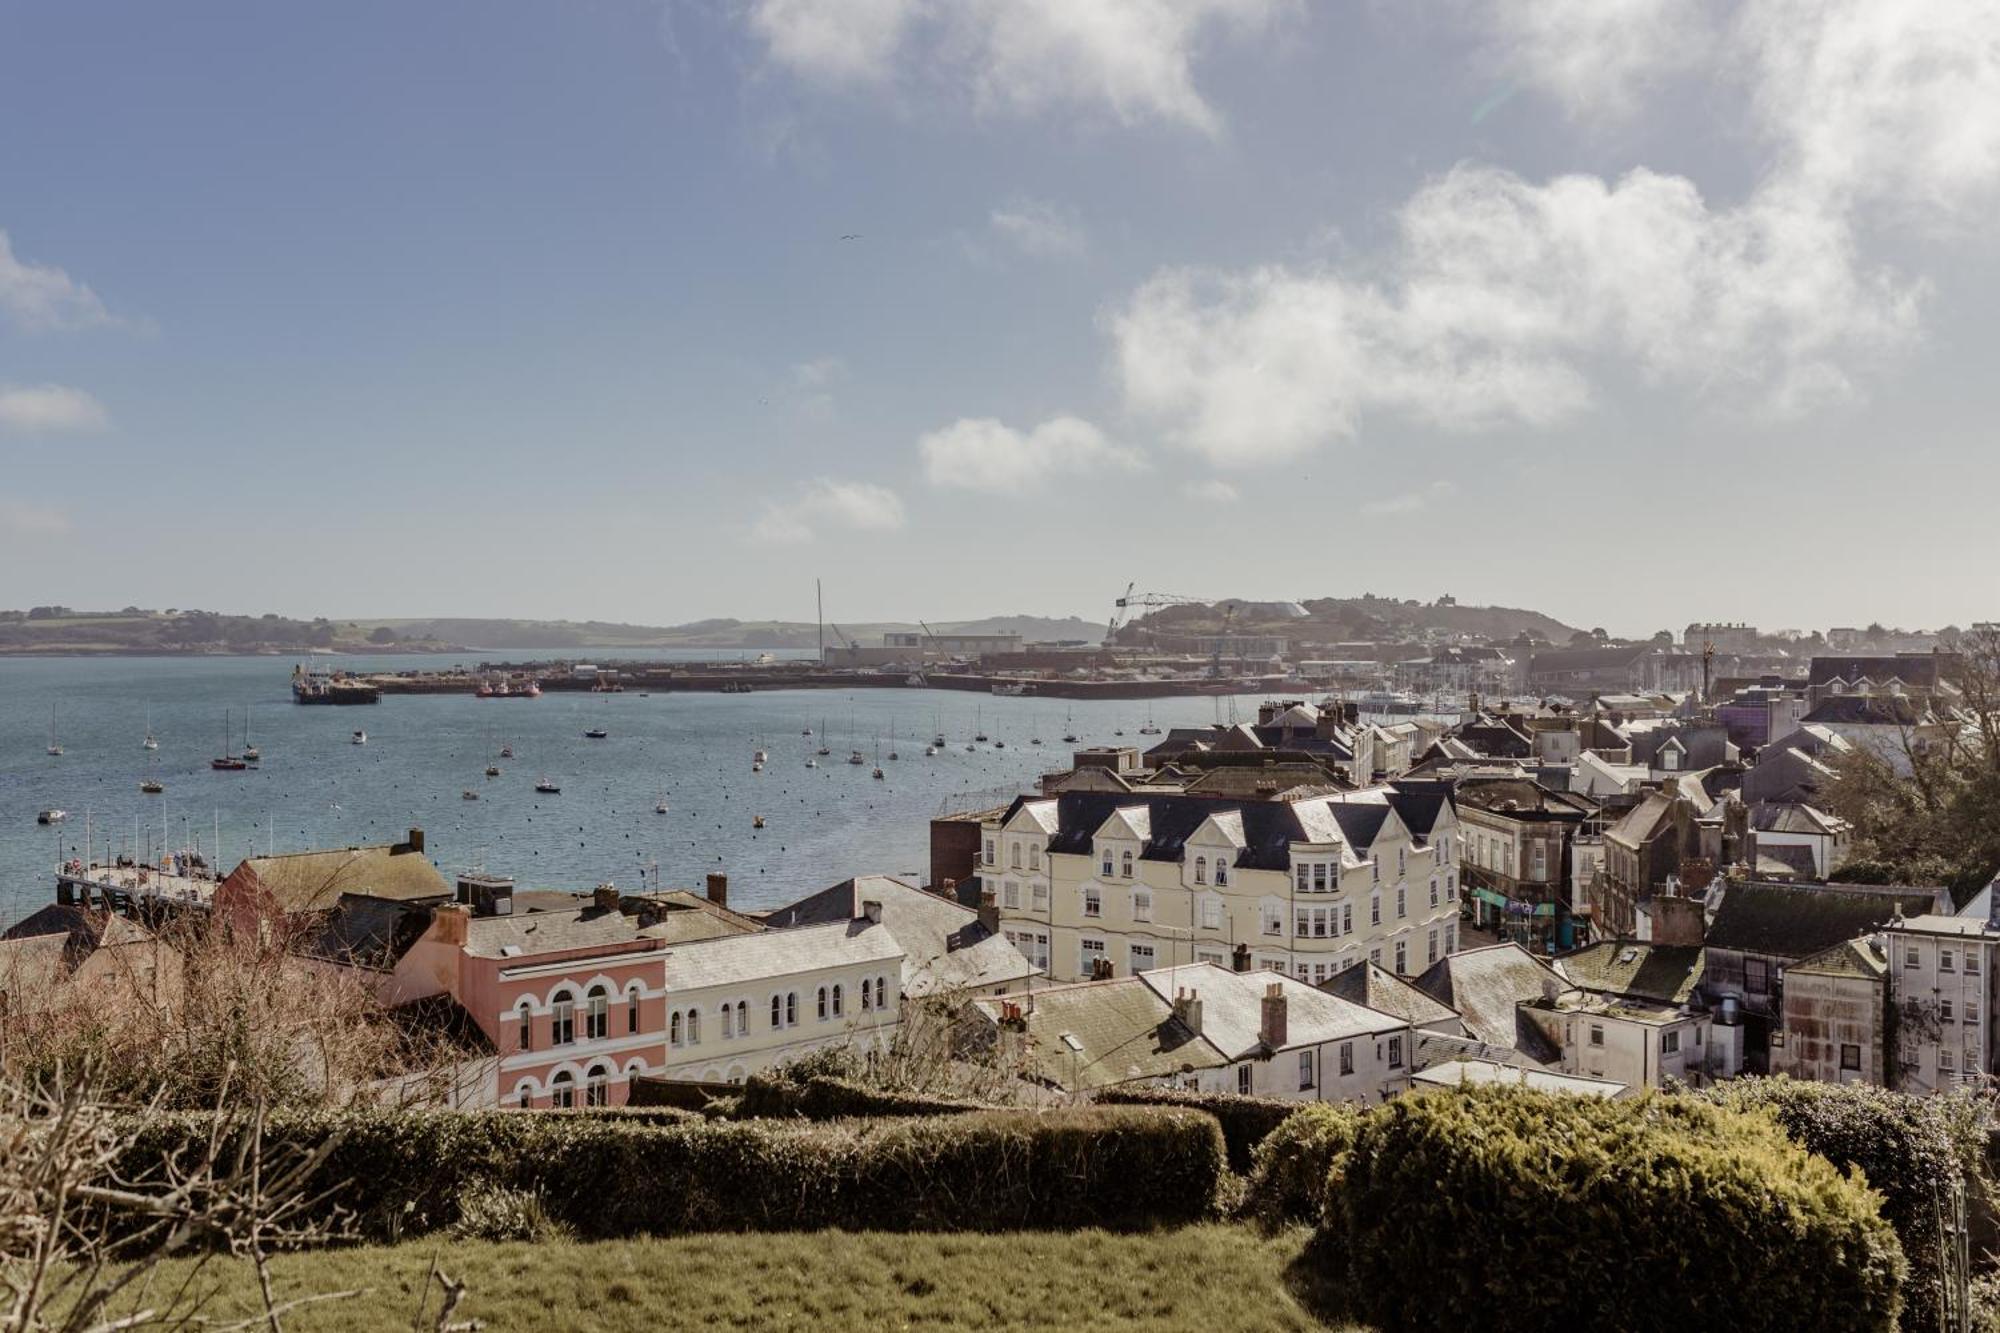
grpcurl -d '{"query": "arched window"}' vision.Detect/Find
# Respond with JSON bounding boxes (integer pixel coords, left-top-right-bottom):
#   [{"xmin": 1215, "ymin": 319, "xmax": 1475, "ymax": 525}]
[
  {"xmin": 687, "ymin": 1007, "xmax": 701, "ymax": 1044},
  {"xmin": 517, "ymin": 1001, "xmax": 533, "ymax": 1053},
  {"xmin": 721, "ymin": 1003, "xmax": 734, "ymax": 1039},
  {"xmin": 551, "ymin": 989, "xmax": 576, "ymax": 1045},
  {"xmin": 861, "ymin": 978, "xmax": 874, "ymax": 1011},
  {"xmin": 1194, "ymin": 856, "xmax": 1207, "ymax": 884},
  {"xmin": 1215, "ymin": 860, "xmax": 1228, "ymax": 887},
  {"xmin": 670, "ymin": 1011, "xmax": 683, "ymax": 1046},
  {"xmin": 771, "ymin": 994, "xmax": 783, "ymax": 1028},
  {"xmin": 736, "ymin": 1000, "xmax": 748, "ymax": 1034},
  {"xmin": 626, "ymin": 985, "xmax": 641, "ymax": 1034},
  {"xmin": 1030, "ymin": 845, "xmax": 1041, "ymax": 870},
  {"xmin": 1101, "ymin": 847, "xmax": 1114, "ymax": 877},
  {"xmin": 1010, "ymin": 842, "xmax": 1022, "ymax": 868},
  {"xmin": 786, "ymin": 992, "xmax": 798, "ymax": 1025},
  {"xmin": 550, "ymin": 1069, "xmax": 575, "ymax": 1110},
  {"xmin": 831, "ymin": 984, "xmax": 844, "ymax": 1018},
  {"xmin": 585, "ymin": 984, "xmax": 609, "ymax": 1041},
  {"xmin": 514, "ymin": 1081, "xmax": 534, "ymax": 1110},
  {"xmin": 817, "ymin": 986, "xmax": 829, "ymax": 1021},
  {"xmin": 585, "ymin": 1063, "xmax": 610, "ymax": 1107},
  {"xmin": 1120, "ymin": 850, "xmax": 1134, "ymax": 878},
  {"xmin": 876, "ymin": 975, "xmax": 890, "ymax": 1010}
]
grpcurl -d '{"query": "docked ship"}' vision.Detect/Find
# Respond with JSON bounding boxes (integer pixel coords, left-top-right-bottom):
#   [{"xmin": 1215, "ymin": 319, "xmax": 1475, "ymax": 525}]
[{"xmin": 292, "ymin": 663, "xmax": 381, "ymax": 705}]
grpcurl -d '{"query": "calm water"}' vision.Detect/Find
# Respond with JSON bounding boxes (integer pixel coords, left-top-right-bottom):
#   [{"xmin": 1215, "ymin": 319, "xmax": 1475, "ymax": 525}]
[{"xmin": 0, "ymin": 653, "xmax": 1273, "ymax": 926}]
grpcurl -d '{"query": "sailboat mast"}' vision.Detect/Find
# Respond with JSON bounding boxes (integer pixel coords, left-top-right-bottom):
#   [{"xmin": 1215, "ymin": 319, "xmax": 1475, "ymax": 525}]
[{"xmin": 816, "ymin": 578, "xmax": 824, "ymax": 663}]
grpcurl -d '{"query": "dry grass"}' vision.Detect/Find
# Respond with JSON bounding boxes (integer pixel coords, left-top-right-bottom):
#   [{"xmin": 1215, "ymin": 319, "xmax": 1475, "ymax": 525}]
[{"xmin": 112, "ymin": 1226, "xmax": 1360, "ymax": 1331}]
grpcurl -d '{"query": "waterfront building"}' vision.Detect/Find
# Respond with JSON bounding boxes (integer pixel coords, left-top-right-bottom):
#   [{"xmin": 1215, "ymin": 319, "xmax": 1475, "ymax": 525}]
[{"xmin": 984, "ymin": 780, "xmax": 1460, "ymax": 987}]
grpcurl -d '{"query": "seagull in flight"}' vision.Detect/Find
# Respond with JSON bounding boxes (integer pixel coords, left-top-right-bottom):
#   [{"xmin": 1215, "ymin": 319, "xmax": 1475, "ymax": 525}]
[{"xmin": 839, "ymin": 233, "xmax": 862, "ymax": 241}]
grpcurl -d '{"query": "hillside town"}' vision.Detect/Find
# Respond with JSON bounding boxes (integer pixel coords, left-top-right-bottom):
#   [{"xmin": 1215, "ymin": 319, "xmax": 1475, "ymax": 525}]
[{"xmin": 15, "ymin": 626, "xmax": 2000, "ymax": 1116}]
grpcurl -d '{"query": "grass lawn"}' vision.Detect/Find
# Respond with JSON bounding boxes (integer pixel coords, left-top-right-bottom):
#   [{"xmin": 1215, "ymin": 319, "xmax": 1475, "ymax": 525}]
[{"xmin": 107, "ymin": 1225, "xmax": 1356, "ymax": 1331}]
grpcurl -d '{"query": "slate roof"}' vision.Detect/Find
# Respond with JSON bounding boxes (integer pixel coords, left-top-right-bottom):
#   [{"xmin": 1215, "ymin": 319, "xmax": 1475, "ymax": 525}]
[
  {"xmin": 1705, "ymin": 882, "xmax": 1939, "ymax": 960},
  {"xmin": 1412, "ymin": 1059, "xmax": 1626, "ymax": 1099},
  {"xmin": 1139, "ymin": 963, "xmax": 1405, "ymax": 1059},
  {"xmin": 1412, "ymin": 943, "xmax": 1566, "ymax": 1064},
  {"xmin": 463, "ymin": 904, "xmax": 673, "ymax": 960},
  {"xmin": 1554, "ymin": 941, "xmax": 1704, "ymax": 1005},
  {"xmin": 971, "ymin": 977, "xmax": 1224, "ymax": 1091},
  {"xmin": 1788, "ymin": 937, "xmax": 1890, "ymax": 980},
  {"xmin": 767, "ymin": 874, "xmax": 1034, "ymax": 996},
  {"xmin": 663, "ymin": 919, "xmax": 904, "ymax": 992},
  {"xmin": 1323, "ymin": 960, "xmax": 1463, "ymax": 1031},
  {"xmin": 1801, "ymin": 695, "xmax": 1924, "ymax": 726},
  {"xmin": 295, "ymin": 893, "xmax": 434, "ymax": 971},
  {"xmin": 1, "ymin": 903, "xmax": 154, "ymax": 962},
  {"xmin": 1528, "ymin": 644, "xmax": 1655, "ymax": 674},
  {"xmin": 1750, "ymin": 802, "xmax": 1843, "ymax": 835}
]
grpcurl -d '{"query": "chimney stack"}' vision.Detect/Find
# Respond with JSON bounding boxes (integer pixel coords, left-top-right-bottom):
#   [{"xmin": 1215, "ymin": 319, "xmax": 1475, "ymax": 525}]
[
  {"xmin": 592, "ymin": 884, "xmax": 620, "ymax": 913},
  {"xmin": 433, "ymin": 902, "xmax": 469, "ymax": 947},
  {"xmin": 862, "ymin": 898, "xmax": 883, "ymax": 925},
  {"xmin": 1259, "ymin": 981, "xmax": 1288, "ymax": 1049},
  {"xmin": 977, "ymin": 887, "xmax": 1000, "ymax": 936},
  {"xmin": 1172, "ymin": 987, "xmax": 1204, "ymax": 1036},
  {"xmin": 1232, "ymin": 942, "xmax": 1252, "ymax": 974},
  {"xmin": 1090, "ymin": 957, "xmax": 1115, "ymax": 981},
  {"xmin": 706, "ymin": 873, "xmax": 728, "ymax": 908},
  {"xmin": 401, "ymin": 827, "xmax": 425, "ymax": 855}
]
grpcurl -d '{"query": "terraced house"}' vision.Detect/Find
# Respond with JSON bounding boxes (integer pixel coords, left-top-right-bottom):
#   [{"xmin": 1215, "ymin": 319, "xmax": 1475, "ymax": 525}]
[{"xmin": 984, "ymin": 782, "xmax": 1460, "ymax": 986}]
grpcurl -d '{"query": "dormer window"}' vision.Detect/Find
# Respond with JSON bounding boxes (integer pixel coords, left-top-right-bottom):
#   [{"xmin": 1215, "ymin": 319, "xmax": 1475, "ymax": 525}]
[
  {"xmin": 1121, "ymin": 850, "xmax": 1135, "ymax": 878},
  {"xmin": 1194, "ymin": 856, "xmax": 1207, "ymax": 885},
  {"xmin": 1101, "ymin": 848, "xmax": 1115, "ymax": 877},
  {"xmin": 1214, "ymin": 860, "xmax": 1228, "ymax": 887}
]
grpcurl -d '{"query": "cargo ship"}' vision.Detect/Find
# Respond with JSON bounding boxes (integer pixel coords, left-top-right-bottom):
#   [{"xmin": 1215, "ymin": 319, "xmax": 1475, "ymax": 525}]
[{"xmin": 292, "ymin": 663, "xmax": 381, "ymax": 705}]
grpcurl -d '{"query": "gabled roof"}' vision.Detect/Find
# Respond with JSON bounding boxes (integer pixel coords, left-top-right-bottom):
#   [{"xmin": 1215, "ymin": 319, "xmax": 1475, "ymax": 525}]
[
  {"xmin": 969, "ymin": 977, "xmax": 1224, "ymax": 1091},
  {"xmin": 1, "ymin": 903, "xmax": 155, "ymax": 962},
  {"xmin": 1788, "ymin": 936, "xmax": 1889, "ymax": 980},
  {"xmin": 1138, "ymin": 964, "xmax": 1405, "ymax": 1059},
  {"xmin": 663, "ymin": 918, "xmax": 903, "ymax": 993},
  {"xmin": 1004, "ymin": 800, "xmax": 1059, "ymax": 835},
  {"xmin": 1323, "ymin": 960, "xmax": 1463, "ymax": 1031},
  {"xmin": 1801, "ymin": 695, "xmax": 1924, "ymax": 727},
  {"xmin": 1750, "ymin": 802, "xmax": 1845, "ymax": 836},
  {"xmin": 768, "ymin": 875, "xmax": 1034, "ymax": 996},
  {"xmin": 295, "ymin": 892, "xmax": 435, "ymax": 972},
  {"xmin": 1412, "ymin": 943, "xmax": 1566, "ymax": 1063},
  {"xmin": 1706, "ymin": 882, "xmax": 1939, "ymax": 960},
  {"xmin": 1555, "ymin": 941, "xmax": 1704, "ymax": 1006},
  {"xmin": 231, "ymin": 843, "xmax": 451, "ymax": 915}
]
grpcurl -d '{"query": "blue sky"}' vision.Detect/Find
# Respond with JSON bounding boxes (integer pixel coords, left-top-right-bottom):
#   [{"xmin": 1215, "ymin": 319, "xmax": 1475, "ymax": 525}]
[{"xmin": 2, "ymin": 1, "xmax": 1997, "ymax": 636}]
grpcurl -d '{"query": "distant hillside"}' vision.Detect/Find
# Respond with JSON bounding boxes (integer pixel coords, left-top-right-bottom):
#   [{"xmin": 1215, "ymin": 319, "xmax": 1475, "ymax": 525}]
[
  {"xmin": 1120, "ymin": 595, "xmax": 1581, "ymax": 647},
  {"xmin": 368, "ymin": 614, "xmax": 1104, "ymax": 650},
  {"xmin": 0, "ymin": 607, "xmax": 460, "ymax": 655}
]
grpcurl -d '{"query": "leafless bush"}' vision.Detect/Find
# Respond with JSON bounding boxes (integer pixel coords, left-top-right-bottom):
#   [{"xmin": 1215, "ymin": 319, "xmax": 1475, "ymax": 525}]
[{"xmin": 1, "ymin": 1065, "xmax": 360, "ymax": 1332}]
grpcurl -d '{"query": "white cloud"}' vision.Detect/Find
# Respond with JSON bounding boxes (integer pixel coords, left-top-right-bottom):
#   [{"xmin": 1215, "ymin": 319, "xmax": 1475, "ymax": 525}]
[
  {"xmin": 1182, "ymin": 478, "xmax": 1240, "ymax": 502},
  {"xmin": 792, "ymin": 356, "xmax": 846, "ymax": 390},
  {"xmin": 0, "ymin": 500, "xmax": 71, "ymax": 538},
  {"xmin": 1479, "ymin": 0, "xmax": 1718, "ymax": 122},
  {"xmin": 1110, "ymin": 164, "xmax": 1922, "ymax": 465},
  {"xmin": 990, "ymin": 199, "xmax": 1087, "ymax": 258},
  {"xmin": 0, "ymin": 231, "xmax": 120, "ymax": 333},
  {"xmin": 745, "ymin": 0, "xmax": 918, "ymax": 85},
  {"xmin": 1362, "ymin": 480, "xmax": 1455, "ymax": 516},
  {"xmin": 0, "ymin": 384, "xmax": 111, "ymax": 435},
  {"xmin": 919, "ymin": 415, "xmax": 1144, "ymax": 492},
  {"xmin": 752, "ymin": 477, "xmax": 905, "ymax": 543},
  {"xmin": 745, "ymin": 0, "xmax": 1292, "ymax": 133}
]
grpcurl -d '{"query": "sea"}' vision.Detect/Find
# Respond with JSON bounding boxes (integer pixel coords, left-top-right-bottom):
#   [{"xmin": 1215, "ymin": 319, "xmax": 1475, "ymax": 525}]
[{"xmin": 0, "ymin": 650, "xmax": 1283, "ymax": 926}]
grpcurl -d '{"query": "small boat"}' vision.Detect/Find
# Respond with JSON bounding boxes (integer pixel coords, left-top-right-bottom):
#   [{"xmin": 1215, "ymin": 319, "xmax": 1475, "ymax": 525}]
[
  {"xmin": 974, "ymin": 705, "xmax": 988, "ymax": 743},
  {"xmin": 142, "ymin": 706, "xmax": 158, "ymax": 751},
  {"xmin": 1138, "ymin": 703, "xmax": 1160, "ymax": 736},
  {"xmin": 964, "ymin": 742, "xmax": 975, "ymax": 753},
  {"xmin": 802, "ymin": 725, "xmax": 813, "ymax": 736},
  {"xmin": 46, "ymin": 705, "xmax": 62, "ymax": 756},
  {"xmin": 584, "ymin": 728, "xmax": 608, "ymax": 740},
  {"xmin": 754, "ymin": 748, "xmax": 769, "ymax": 764},
  {"xmin": 847, "ymin": 750, "xmax": 865, "ymax": 766},
  {"xmin": 655, "ymin": 797, "xmax": 670, "ymax": 814},
  {"xmin": 872, "ymin": 767, "xmax": 885, "ymax": 780},
  {"xmin": 352, "ymin": 730, "xmax": 367, "ymax": 745},
  {"xmin": 486, "ymin": 765, "xmax": 501, "ymax": 777},
  {"xmin": 1062, "ymin": 708, "xmax": 1077, "ymax": 743},
  {"xmin": 1113, "ymin": 728, "xmax": 1124, "ymax": 737},
  {"xmin": 212, "ymin": 755, "xmax": 248, "ymax": 771},
  {"xmin": 994, "ymin": 739, "xmax": 1006, "ymax": 749},
  {"xmin": 500, "ymin": 744, "xmax": 515, "ymax": 759},
  {"xmin": 805, "ymin": 757, "xmax": 817, "ymax": 768},
  {"xmin": 139, "ymin": 779, "xmax": 164, "ymax": 794},
  {"xmin": 752, "ymin": 762, "xmax": 763, "ymax": 773},
  {"xmin": 37, "ymin": 809, "xmax": 65, "ymax": 825},
  {"xmin": 462, "ymin": 789, "xmax": 479, "ymax": 801},
  {"xmin": 535, "ymin": 778, "xmax": 561, "ymax": 794},
  {"xmin": 923, "ymin": 745, "xmax": 937, "ymax": 756},
  {"xmin": 752, "ymin": 814, "xmax": 766, "ymax": 829},
  {"xmin": 886, "ymin": 724, "xmax": 898, "ymax": 761},
  {"xmin": 241, "ymin": 706, "xmax": 260, "ymax": 761},
  {"xmin": 1030, "ymin": 737, "xmax": 1043, "ymax": 746}
]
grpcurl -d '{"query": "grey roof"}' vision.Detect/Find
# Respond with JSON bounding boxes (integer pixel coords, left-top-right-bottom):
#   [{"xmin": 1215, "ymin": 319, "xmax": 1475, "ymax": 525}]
[
  {"xmin": 969, "ymin": 977, "xmax": 1224, "ymax": 1091},
  {"xmin": 1412, "ymin": 1059, "xmax": 1626, "ymax": 1098},
  {"xmin": 1139, "ymin": 963, "xmax": 1405, "ymax": 1058},
  {"xmin": 1413, "ymin": 943, "xmax": 1566, "ymax": 1063},
  {"xmin": 768, "ymin": 874, "xmax": 1034, "ymax": 996},
  {"xmin": 662, "ymin": 919, "xmax": 904, "ymax": 993},
  {"xmin": 1554, "ymin": 941, "xmax": 1704, "ymax": 1005},
  {"xmin": 1801, "ymin": 695, "xmax": 1924, "ymax": 726},
  {"xmin": 464, "ymin": 904, "xmax": 674, "ymax": 960},
  {"xmin": 1323, "ymin": 960, "xmax": 1464, "ymax": 1031},
  {"xmin": 296, "ymin": 893, "xmax": 433, "ymax": 971}
]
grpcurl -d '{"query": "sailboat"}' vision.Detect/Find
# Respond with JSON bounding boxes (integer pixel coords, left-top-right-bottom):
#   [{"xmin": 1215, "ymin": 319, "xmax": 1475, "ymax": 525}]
[
  {"xmin": 212, "ymin": 709, "xmax": 248, "ymax": 770},
  {"xmin": 140, "ymin": 744, "xmax": 164, "ymax": 793},
  {"xmin": 872, "ymin": 734, "xmax": 885, "ymax": 780},
  {"xmin": 931, "ymin": 712, "xmax": 945, "ymax": 749},
  {"xmin": 815, "ymin": 718, "xmax": 831, "ymax": 757},
  {"xmin": 655, "ymin": 788, "xmax": 670, "ymax": 814},
  {"xmin": 1063, "ymin": 707, "xmax": 1078, "ymax": 744},
  {"xmin": 241, "ymin": 705, "xmax": 261, "ymax": 761},
  {"xmin": 46, "ymin": 705, "xmax": 62, "ymax": 756},
  {"xmin": 142, "ymin": 706, "xmax": 158, "ymax": 751},
  {"xmin": 1139, "ymin": 702, "xmax": 1160, "ymax": 736},
  {"xmin": 886, "ymin": 722, "xmax": 899, "ymax": 761},
  {"xmin": 974, "ymin": 705, "xmax": 988, "ymax": 744}
]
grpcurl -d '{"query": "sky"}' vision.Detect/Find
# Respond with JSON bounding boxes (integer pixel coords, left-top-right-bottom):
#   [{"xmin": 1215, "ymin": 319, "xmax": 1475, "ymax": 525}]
[{"xmin": 2, "ymin": 1, "xmax": 1998, "ymax": 638}]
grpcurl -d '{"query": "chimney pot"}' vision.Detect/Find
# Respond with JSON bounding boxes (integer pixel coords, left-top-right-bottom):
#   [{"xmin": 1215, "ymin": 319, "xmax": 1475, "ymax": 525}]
[
  {"xmin": 706, "ymin": 872, "xmax": 728, "ymax": 908},
  {"xmin": 403, "ymin": 827, "xmax": 425, "ymax": 854}
]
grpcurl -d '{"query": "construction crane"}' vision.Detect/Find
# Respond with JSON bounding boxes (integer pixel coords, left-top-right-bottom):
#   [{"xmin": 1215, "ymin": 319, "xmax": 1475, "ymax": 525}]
[
  {"xmin": 1209, "ymin": 601, "xmax": 1239, "ymax": 680},
  {"xmin": 1108, "ymin": 586, "xmax": 1213, "ymax": 645}
]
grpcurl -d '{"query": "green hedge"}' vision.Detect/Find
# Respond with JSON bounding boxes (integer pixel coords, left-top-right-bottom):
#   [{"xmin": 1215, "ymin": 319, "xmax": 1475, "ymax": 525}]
[
  {"xmin": 1324, "ymin": 1088, "xmax": 1905, "ymax": 1333},
  {"xmin": 1701, "ymin": 1077, "xmax": 1987, "ymax": 1333},
  {"xmin": 116, "ymin": 1105, "xmax": 1224, "ymax": 1242},
  {"xmin": 1244, "ymin": 1103, "xmax": 1361, "ymax": 1226},
  {"xmin": 1093, "ymin": 1087, "xmax": 1301, "ymax": 1173},
  {"xmin": 732, "ymin": 1074, "xmax": 986, "ymax": 1121}
]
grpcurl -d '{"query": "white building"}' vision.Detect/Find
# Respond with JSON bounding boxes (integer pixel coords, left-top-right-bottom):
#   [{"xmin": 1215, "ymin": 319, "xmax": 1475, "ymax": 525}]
[
  {"xmin": 986, "ymin": 786, "xmax": 1460, "ymax": 988},
  {"xmin": 654, "ymin": 918, "xmax": 905, "ymax": 1084},
  {"xmin": 1883, "ymin": 912, "xmax": 2000, "ymax": 1093},
  {"xmin": 1544, "ymin": 992, "xmax": 1708, "ymax": 1089}
]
